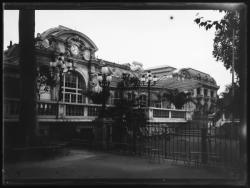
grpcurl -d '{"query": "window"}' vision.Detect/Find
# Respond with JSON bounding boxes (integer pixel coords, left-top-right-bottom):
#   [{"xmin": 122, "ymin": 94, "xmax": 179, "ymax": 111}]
[
  {"xmin": 128, "ymin": 93, "xmax": 132, "ymax": 101},
  {"xmin": 114, "ymin": 91, "xmax": 120, "ymax": 104},
  {"xmin": 197, "ymin": 88, "xmax": 201, "ymax": 95},
  {"xmin": 87, "ymin": 106, "xmax": 100, "ymax": 116},
  {"xmin": 140, "ymin": 94, "xmax": 147, "ymax": 107},
  {"xmin": 154, "ymin": 102, "xmax": 161, "ymax": 108},
  {"xmin": 107, "ymin": 92, "xmax": 114, "ymax": 105},
  {"xmin": 127, "ymin": 92, "xmax": 135, "ymax": 102},
  {"xmin": 62, "ymin": 71, "xmax": 86, "ymax": 103},
  {"xmin": 204, "ymin": 89, "xmax": 208, "ymax": 96},
  {"xmin": 211, "ymin": 91, "xmax": 214, "ymax": 98}
]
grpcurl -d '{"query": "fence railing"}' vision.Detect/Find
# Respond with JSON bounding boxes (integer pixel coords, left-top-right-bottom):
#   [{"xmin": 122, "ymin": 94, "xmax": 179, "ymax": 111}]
[
  {"xmin": 78, "ymin": 123, "xmax": 240, "ymax": 171},
  {"xmin": 37, "ymin": 101, "xmax": 58, "ymax": 116},
  {"xmin": 4, "ymin": 98, "xmax": 192, "ymax": 122},
  {"xmin": 144, "ymin": 107, "xmax": 191, "ymax": 121},
  {"xmin": 4, "ymin": 98, "xmax": 103, "ymax": 119}
]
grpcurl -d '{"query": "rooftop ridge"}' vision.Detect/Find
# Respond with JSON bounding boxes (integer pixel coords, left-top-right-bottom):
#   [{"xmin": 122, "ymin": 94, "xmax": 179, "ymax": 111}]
[
  {"xmin": 145, "ymin": 65, "xmax": 176, "ymax": 70},
  {"xmin": 58, "ymin": 25, "xmax": 72, "ymax": 30},
  {"xmin": 184, "ymin": 67, "xmax": 210, "ymax": 76},
  {"xmin": 97, "ymin": 58, "xmax": 131, "ymax": 70}
]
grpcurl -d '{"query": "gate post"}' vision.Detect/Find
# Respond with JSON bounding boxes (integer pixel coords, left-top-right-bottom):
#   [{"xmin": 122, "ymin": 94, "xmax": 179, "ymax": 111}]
[
  {"xmin": 102, "ymin": 119, "xmax": 113, "ymax": 151},
  {"xmin": 132, "ymin": 122, "xmax": 136, "ymax": 154},
  {"xmin": 201, "ymin": 128, "xmax": 208, "ymax": 164}
]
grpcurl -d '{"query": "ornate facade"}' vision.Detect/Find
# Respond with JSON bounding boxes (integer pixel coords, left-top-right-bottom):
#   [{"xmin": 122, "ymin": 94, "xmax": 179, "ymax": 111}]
[
  {"xmin": 4, "ymin": 25, "xmax": 219, "ymax": 142},
  {"xmin": 144, "ymin": 66, "xmax": 219, "ymax": 113}
]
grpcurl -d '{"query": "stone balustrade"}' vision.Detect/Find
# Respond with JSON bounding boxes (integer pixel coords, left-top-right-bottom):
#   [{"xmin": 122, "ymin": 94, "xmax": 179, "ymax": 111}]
[{"xmin": 4, "ymin": 98, "xmax": 192, "ymax": 123}]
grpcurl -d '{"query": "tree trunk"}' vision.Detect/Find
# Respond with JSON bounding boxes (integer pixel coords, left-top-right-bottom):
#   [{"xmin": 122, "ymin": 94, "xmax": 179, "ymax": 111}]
[{"xmin": 19, "ymin": 10, "xmax": 38, "ymax": 146}]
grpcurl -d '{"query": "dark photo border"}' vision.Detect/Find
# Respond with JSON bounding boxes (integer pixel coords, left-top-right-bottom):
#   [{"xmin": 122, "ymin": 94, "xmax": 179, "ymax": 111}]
[{"xmin": 2, "ymin": 1, "xmax": 248, "ymax": 186}]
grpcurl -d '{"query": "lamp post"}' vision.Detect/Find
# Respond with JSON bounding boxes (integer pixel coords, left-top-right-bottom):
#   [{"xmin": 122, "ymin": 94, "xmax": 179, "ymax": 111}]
[
  {"xmin": 96, "ymin": 66, "xmax": 112, "ymax": 150},
  {"xmin": 49, "ymin": 53, "xmax": 74, "ymax": 118},
  {"xmin": 140, "ymin": 71, "xmax": 158, "ymax": 107},
  {"xmin": 97, "ymin": 66, "xmax": 112, "ymax": 117}
]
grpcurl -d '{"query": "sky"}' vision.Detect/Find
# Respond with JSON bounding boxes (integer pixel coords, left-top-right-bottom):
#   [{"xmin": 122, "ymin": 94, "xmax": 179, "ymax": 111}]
[{"xmin": 3, "ymin": 10, "xmax": 232, "ymax": 94}]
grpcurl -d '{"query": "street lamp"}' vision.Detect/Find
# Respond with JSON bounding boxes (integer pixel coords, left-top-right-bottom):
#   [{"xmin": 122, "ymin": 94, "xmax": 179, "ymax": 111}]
[
  {"xmin": 97, "ymin": 66, "xmax": 112, "ymax": 117},
  {"xmin": 140, "ymin": 71, "xmax": 158, "ymax": 107},
  {"xmin": 49, "ymin": 53, "xmax": 74, "ymax": 117}
]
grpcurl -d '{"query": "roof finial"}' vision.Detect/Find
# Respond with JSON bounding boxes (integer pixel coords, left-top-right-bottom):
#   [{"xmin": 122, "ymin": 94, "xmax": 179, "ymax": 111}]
[{"xmin": 7, "ymin": 41, "xmax": 13, "ymax": 49}]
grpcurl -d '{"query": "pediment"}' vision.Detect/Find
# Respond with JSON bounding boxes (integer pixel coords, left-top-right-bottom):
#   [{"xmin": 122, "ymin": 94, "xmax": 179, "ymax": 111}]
[
  {"xmin": 40, "ymin": 25, "xmax": 98, "ymax": 52},
  {"xmin": 35, "ymin": 25, "xmax": 98, "ymax": 61}
]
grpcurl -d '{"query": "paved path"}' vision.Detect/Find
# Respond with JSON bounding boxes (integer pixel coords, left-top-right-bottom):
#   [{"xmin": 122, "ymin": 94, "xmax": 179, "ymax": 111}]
[{"xmin": 3, "ymin": 149, "xmax": 240, "ymax": 184}]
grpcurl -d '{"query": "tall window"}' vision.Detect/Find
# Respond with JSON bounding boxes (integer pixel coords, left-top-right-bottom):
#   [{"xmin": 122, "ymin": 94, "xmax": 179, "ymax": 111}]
[
  {"xmin": 211, "ymin": 90, "xmax": 214, "ymax": 98},
  {"xmin": 108, "ymin": 92, "xmax": 114, "ymax": 105},
  {"xmin": 197, "ymin": 88, "xmax": 201, "ymax": 95},
  {"xmin": 204, "ymin": 89, "xmax": 208, "ymax": 96},
  {"xmin": 114, "ymin": 91, "xmax": 120, "ymax": 104},
  {"xmin": 62, "ymin": 71, "xmax": 86, "ymax": 103},
  {"xmin": 139, "ymin": 94, "xmax": 147, "ymax": 107},
  {"xmin": 127, "ymin": 92, "xmax": 135, "ymax": 102}
]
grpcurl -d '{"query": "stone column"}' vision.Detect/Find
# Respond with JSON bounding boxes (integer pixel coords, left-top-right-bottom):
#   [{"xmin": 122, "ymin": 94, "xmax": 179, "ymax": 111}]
[
  {"xmin": 58, "ymin": 103, "xmax": 65, "ymax": 118},
  {"xmin": 207, "ymin": 89, "xmax": 211, "ymax": 97},
  {"xmin": 148, "ymin": 108, "xmax": 153, "ymax": 120},
  {"xmin": 214, "ymin": 90, "xmax": 217, "ymax": 98},
  {"xmin": 193, "ymin": 88, "xmax": 197, "ymax": 97},
  {"xmin": 84, "ymin": 105, "xmax": 88, "ymax": 117},
  {"xmin": 200, "ymin": 87, "xmax": 204, "ymax": 96}
]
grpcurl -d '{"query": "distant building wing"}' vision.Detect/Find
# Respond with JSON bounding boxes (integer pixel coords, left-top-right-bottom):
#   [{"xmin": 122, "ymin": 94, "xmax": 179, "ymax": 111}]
[{"xmin": 155, "ymin": 78, "xmax": 202, "ymax": 92}]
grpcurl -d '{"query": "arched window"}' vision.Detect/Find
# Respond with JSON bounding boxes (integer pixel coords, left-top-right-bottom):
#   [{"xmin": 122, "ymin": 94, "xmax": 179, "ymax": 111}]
[
  {"xmin": 139, "ymin": 94, "xmax": 147, "ymax": 107},
  {"xmin": 128, "ymin": 92, "xmax": 132, "ymax": 101},
  {"xmin": 108, "ymin": 92, "xmax": 114, "ymax": 105},
  {"xmin": 113, "ymin": 91, "xmax": 121, "ymax": 105},
  {"xmin": 62, "ymin": 71, "xmax": 86, "ymax": 103}
]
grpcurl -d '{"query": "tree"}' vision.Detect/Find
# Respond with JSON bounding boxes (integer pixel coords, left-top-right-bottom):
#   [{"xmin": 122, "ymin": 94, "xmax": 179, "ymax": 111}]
[
  {"xmin": 194, "ymin": 11, "xmax": 240, "ymax": 82},
  {"xmin": 216, "ymin": 84, "xmax": 240, "ymax": 119},
  {"xmin": 83, "ymin": 89, "xmax": 110, "ymax": 105},
  {"xmin": 161, "ymin": 89, "xmax": 193, "ymax": 109},
  {"xmin": 19, "ymin": 10, "xmax": 38, "ymax": 146},
  {"xmin": 105, "ymin": 74, "xmax": 147, "ymax": 144},
  {"xmin": 194, "ymin": 10, "xmax": 241, "ymax": 117}
]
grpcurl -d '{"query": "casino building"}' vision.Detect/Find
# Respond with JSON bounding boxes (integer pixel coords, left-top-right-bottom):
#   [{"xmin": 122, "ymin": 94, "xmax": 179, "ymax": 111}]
[{"xmin": 3, "ymin": 25, "xmax": 219, "ymax": 144}]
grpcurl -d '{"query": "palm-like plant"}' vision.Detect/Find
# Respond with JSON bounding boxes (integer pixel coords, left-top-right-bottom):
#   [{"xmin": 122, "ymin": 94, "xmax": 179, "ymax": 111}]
[
  {"xmin": 82, "ymin": 89, "xmax": 110, "ymax": 105},
  {"xmin": 105, "ymin": 74, "xmax": 147, "ymax": 144},
  {"xmin": 158, "ymin": 89, "xmax": 193, "ymax": 109}
]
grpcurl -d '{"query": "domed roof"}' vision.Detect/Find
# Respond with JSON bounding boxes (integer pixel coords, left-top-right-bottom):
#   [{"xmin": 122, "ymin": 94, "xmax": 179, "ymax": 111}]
[{"xmin": 178, "ymin": 68, "xmax": 217, "ymax": 85}]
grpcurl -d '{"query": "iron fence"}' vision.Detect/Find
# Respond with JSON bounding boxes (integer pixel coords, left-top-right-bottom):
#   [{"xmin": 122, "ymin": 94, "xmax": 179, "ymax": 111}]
[{"xmin": 70, "ymin": 118, "xmax": 240, "ymax": 171}]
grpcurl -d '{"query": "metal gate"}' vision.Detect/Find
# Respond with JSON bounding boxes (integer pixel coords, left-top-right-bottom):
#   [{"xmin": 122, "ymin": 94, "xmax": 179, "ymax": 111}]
[{"xmin": 73, "ymin": 116, "xmax": 240, "ymax": 171}]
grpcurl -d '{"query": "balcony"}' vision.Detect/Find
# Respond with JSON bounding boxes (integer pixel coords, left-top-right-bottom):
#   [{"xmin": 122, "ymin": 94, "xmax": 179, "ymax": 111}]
[
  {"xmin": 4, "ymin": 98, "xmax": 192, "ymax": 123},
  {"xmin": 4, "ymin": 98, "xmax": 102, "ymax": 122},
  {"xmin": 144, "ymin": 107, "xmax": 192, "ymax": 123}
]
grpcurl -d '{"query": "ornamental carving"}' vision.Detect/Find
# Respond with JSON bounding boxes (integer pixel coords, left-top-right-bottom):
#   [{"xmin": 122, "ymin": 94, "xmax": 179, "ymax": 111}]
[{"xmin": 35, "ymin": 37, "xmax": 51, "ymax": 50}]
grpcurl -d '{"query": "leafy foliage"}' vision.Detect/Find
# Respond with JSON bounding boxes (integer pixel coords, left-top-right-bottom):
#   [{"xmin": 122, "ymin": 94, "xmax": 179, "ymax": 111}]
[
  {"xmin": 105, "ymin": 74, "xmax": 147, "ymax": 142},
  {"xmin": 161, "ymin": 89, "xmax": 193, "ymax": 109},
  {"xmin": 116, "ymin": 74, "xmax": 140, "ymax": 92},
  {"xmin": 195, "ymin": 11, "xmax": 241, "ymax": 120},
  {"xmin": 37, "ymin": 65, "xmax": 58, "ymax": 97},
  {"xmin": 194, "ymin": 11, "xmax": 240, "ymax": 82},
  {"xmin": 106, "ymin": 99, "xmax": 147, "ymax": 130},
  {"xmin": 82, "ymin": 89, "xmax": 110, "ymax": 105},
  {"xmin": 216, "ymin": 83, "xmax": 240, "ymax": 118}
]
